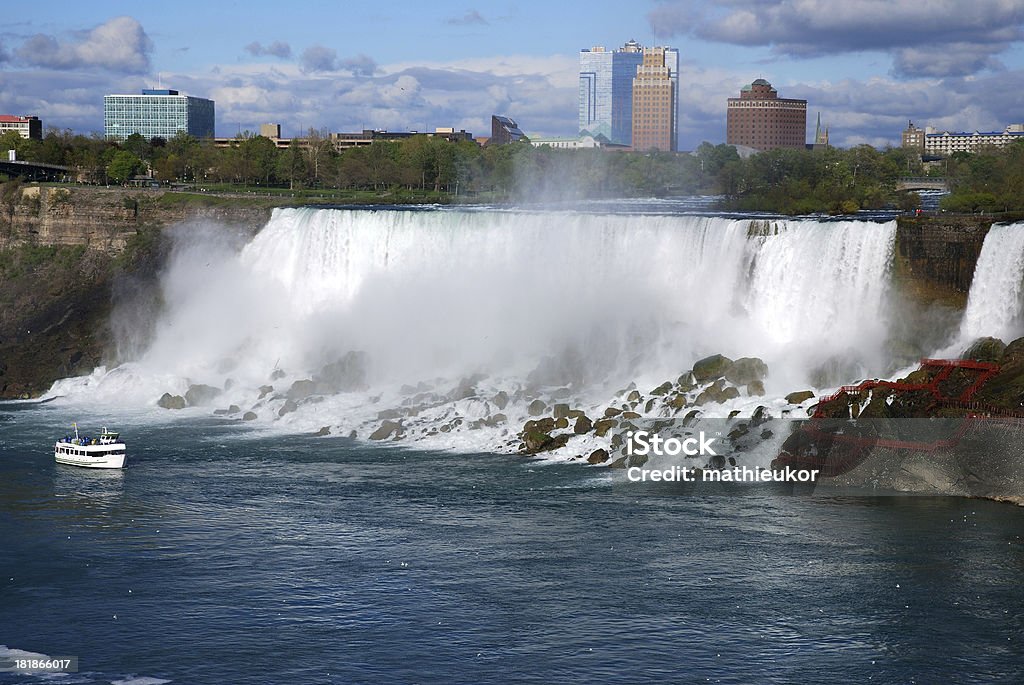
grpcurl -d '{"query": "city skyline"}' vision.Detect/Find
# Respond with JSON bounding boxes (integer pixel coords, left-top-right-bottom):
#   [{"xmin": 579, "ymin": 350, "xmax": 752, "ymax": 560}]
[{"xmin": 2, "ymin": 1, "xmax": 1024, "ymax": 149}]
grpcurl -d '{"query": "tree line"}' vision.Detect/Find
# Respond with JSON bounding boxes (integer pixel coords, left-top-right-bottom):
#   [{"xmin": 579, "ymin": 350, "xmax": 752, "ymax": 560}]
[
  {"xmin": 0, "ymin": 127, "xmax": 933, "ymax": 212},
  {"xmin": 939, "ymin": 139, "xmax": 1024, "ymax": 213}
]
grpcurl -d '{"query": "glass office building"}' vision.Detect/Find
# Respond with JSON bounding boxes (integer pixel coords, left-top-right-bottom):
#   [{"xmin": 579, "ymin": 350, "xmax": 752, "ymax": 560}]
[
  {"xmin": 103, "ymin": 89, "xmax": 215, "ymax": 140},
  {"xmin": 579, "ymin": 40, "xmax": 678, "ymax": 149}
]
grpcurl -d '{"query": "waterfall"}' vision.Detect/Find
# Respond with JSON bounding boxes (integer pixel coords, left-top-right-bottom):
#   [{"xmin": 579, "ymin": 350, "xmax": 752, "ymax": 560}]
[
  {"xmin": 960, "ymin": 222, "xmax": 1024, "ymax": 344},
  {"xmin": 48, "ymin": 207, "xmax": 899, "ymax": 442}
]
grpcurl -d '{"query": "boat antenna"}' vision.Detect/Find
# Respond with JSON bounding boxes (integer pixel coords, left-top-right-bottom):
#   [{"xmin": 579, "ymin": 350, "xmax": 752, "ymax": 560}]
[{"xmin": 73, "ymin": 422, "xmax": 79, "ymax": 441}]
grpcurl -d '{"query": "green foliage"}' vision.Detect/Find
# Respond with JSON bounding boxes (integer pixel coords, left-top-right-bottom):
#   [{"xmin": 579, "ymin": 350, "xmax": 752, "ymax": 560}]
[
  {"xmin": 715, "ymin": 145, "xmax": 908, "ymax": 214},
  {"xmin": 941, "ymin": 139, "xmax": 1024, "ymax": 213},
  {"xmin": 107, "ymin": 150, "xmax": 144, "ymax": 185},
  {"xmin": 0, "ymin": 243, "xmax": 86, "ymax": 280}
]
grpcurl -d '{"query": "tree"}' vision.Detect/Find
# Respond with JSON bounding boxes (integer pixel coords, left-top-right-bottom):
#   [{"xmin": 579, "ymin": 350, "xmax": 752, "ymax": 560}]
[
  {"xmin": 107, "ymin": 150, "xmax": 143, "ymax": 185},
  {"xmin": 122, "ymin": 133, "xmax": 152, "ymax": 162},
  {"xmin": 277, "ymin": 141, "xmax": 307, "ymax": 190}
]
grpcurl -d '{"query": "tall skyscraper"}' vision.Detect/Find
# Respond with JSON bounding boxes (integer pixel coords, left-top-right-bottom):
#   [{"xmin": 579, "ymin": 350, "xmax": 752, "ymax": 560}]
[
  {"xmin": 579, "ymin": 40, "xmax": 678, "ymax": 150},
  {"xmin": 631, "ymin": 47, "xmax": 678, "ymax": 152},
  {"xmin": 726, "ymin": 79, "xmax": 806, "ymax": 151},
  {"xmin": 104, "ymin": 89, "xmax": 215, "ymax": 140}
]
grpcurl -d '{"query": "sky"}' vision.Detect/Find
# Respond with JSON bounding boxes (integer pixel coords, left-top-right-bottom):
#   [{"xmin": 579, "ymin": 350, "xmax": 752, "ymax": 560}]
[{"xmin": 3, "ymin": 0, "xmax": 1024, "ymax": 149}]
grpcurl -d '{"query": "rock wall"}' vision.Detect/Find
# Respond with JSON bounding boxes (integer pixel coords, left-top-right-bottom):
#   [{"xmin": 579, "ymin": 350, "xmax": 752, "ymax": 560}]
[
  {"xmin": 0, "ymin": 185, "xmax": 275, "ymax": 253},
  {"xmin": 893, "ymin": 215, "xmax": 994, "ymax": 307},
  {"xmin": 0, "ymin": 185, "xmax": 276, "ymax": 398}
]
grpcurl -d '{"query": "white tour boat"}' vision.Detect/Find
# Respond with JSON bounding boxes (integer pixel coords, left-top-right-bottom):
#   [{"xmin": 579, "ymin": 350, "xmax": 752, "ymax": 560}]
[{"xmin": 54, "ymin": 425, "xmax": 127, "ymax": 469}]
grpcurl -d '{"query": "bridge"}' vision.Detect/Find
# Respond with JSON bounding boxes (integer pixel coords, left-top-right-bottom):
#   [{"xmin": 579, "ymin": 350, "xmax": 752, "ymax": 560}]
[
  {"xmin": 896, "ymin": 176, "xmax": 948, "ymax": 191},
  {"xmin": 0, "ymin": 159, "xmax": 73, "ymax": 182}
]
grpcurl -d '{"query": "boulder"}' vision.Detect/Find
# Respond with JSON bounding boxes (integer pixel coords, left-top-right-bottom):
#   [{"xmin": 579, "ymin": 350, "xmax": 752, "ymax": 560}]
[
  {"xmin": 524, "ymin": 417, "xmax": 557, "ymax": 432},
  {"xmin": 553, "ymin": 403, "xmax": 571, "ymax": 419},
  {"xmin": 554, "ymin": 417, "xmax": 569, "ymax": 430},
  {"xmin": 157, "ymin": 392, "xmax": 186, "ymax": 410},
  {"xmin": 242, "ymin": 411, "xmax": 258, "ymax": 421},
  {"xmin": 258, "ymin": 385, "xmax": 274, "ymax": 399},
  {"xmin": 448, "ymin": 376, "xmax": 481, "ymax": 401},
  {"xmin": 622, "ymin": 411, "xmax": 641, "ymax": 419},
  {"xmin": 270, "ymin": 368, "xmax": 286, "ymax": 381},
  {"xmin": 746, "ymin": 380, "xmax": 766, "ymax": 397},
  {"xmin": 528, "ymin": 399, "xmax": 548, "ymax": 416},
  {"xmin": 491, "ymin": 391, "xmax": 509, "ymax": 410},
  {"xmin": 525, "ymin": 418, "xmax": 556, "ymax": 434},
  {"xmin": 627, "ymin": 452, "xmax": 648, "ymax": 468},
  {"xmin": 587, "ymin": 449, "xmax": 610, "ymax": 465},
  {"xmin": 278, "ymin": 399, "xmax": 298, "ymax": 417},
  {"xmin": 185, "ymin": 384, "xmax": 221, "ymax": 407},
  {"xmin": 314, "ymin": 426, "xmax": 331, "ymax": 436},
  {"xmin": 692, "ymin": 354, "xmax": 734, "ymax": 383},
  {"xmin": 315, "ymin": 351, "xmax": 369, "ymax": 392},
  {"xmin": 604, "ymin": 407, "xmax": 622, "ymax": 418},
  {"xmin": 594, "ymin": 418, "xmax": 617, "ymax": 437},
  {"xmin": 523, "ymin": 431, "xmax": 570, "ymax": 454},
  {"xmin": 377, "ymin": 408, "xmax": 403, "ymax": 420},
  {"xmin": 651, "ymin": 381, "xmax": 673, "ymax": 396},
  {"xmin": 369, "ymin": 420, "xmax": 402, "ymax": 441},
  {"xmin": 1002, "ymin": 337, "xmax": 1024, "ymax": 366},
  {"xmin": 677, "ymin": 372, "xmax": 696, "ymax": 391},
  {"xmin": 725, "ymin": 357, "xmax": 768, "ymax": 386},
  {"xmin": 523, "ymin": 430, "xmax": 551, "ymax": 452},
  {"xmin": 573, "ymin": 415, "xmax": 593, "ymax": 434},
  {"xmin": 286, "ymin": 379, "xmax": 317, "ymax": 402},
  {"xmin": 750, "ymin": 406, "xmax": 772, "ymax": 427},
  {"xmin": 785, "ymin": 390, "xmax": 816, "ymax": 405},
  {"xmin": 696, "ymin": 380, "xmax": 732, "ymax": 406},
  {"xmin": 626, "ymin": 390, "xmax": 642, "ymax": 403},
  {"xmin": 669, "ymin": 395, "xmax": 687, "ymax": 410},
  {"xmin": 729, "ymin": 424, "xmax": 749, "ymax": 440},
  {"xmin": 962, "ymin": 336, "xmax": 1006, "ymax": 363}
]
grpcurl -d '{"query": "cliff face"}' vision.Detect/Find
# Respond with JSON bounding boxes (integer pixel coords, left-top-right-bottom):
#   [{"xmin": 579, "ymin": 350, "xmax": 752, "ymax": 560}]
[
  {"xmin": 0, "ymin": 185, "xmax": 274, "ymax": 398},
  {"xmin": 893, "ymin": 215, "xmax": 994, "ymax": 307},
  {"xmin": 0, "ymin": 185, "xmax": 275, "ymax": 254}
]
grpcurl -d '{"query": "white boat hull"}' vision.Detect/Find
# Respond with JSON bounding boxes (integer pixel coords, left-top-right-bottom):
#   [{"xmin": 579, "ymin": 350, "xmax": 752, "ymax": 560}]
[{"xmin": 54, "ymin": 441, "xmax": 127, "ymax": 469}]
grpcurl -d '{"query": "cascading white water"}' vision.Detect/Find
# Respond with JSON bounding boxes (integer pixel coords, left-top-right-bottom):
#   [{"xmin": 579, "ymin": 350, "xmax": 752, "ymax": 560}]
[
  {"xmin": 48, "ymin": 207, "xmax": 899, "ymax": 447},
  {"xmin": 959, "ymin": 222, "xmax": 1024, "ymax": 344}
]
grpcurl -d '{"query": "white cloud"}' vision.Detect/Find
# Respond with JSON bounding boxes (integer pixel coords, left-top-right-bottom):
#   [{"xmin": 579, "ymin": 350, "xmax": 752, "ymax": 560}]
[
  {"xmin": 650, "ymin": 0, "xmax": 1024, "ymax": 78},
  {"xmin": 15, "ymin": 16, "xmax": 152, "ymax": 74}
]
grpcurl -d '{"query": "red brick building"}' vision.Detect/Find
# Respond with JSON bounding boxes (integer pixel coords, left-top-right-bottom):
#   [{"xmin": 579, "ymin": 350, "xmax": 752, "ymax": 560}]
[{"xmin": 726, "ymin": 79, "xmax": 806, "ymax": 151}]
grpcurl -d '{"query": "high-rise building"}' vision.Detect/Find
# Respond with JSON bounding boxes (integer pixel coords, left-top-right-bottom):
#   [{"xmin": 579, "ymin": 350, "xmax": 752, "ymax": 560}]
[
  {"xmin": 490, "ymin": 115, "xmax": 525, "ymax": 145},
  {"xmin": 726, "ymin": 79, "xmax": 806, "ymax": 151},
  {"xmin": 0, "ymin": 115, "xmax": 42, "ymax": 140},
  {"xmin": 631, "ymin": 47, "xmax": 678, "ymax": 152},
  {"xmin": 579, "ymin": 40, "xmax": 679, "ymax": 149},
  {"xmin": 103, "ymin": 89, "xmax": 215, "ymax": 140}
]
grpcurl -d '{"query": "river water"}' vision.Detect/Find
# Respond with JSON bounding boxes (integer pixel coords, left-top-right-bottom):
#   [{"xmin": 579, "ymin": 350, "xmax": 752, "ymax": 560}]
[{"xmin": 2, "ymin": 403, "xmax": 1023, "ymax": 684}]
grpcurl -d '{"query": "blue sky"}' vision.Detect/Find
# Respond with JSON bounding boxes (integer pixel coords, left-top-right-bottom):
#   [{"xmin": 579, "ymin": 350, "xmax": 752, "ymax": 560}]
[{"xmin": 4, "ymin": 1, "xmax": 1024, "ymax": 148}]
